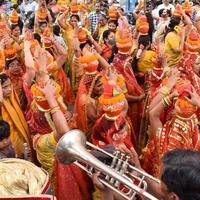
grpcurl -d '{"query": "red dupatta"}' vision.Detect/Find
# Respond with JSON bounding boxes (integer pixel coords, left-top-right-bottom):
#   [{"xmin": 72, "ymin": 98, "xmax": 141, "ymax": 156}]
[{"xmin": 74, "ymin": 73, "xmax": 100, "ymax": 135}]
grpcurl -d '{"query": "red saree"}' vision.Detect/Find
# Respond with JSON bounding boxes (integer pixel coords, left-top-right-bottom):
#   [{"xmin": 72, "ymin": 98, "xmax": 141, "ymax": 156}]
[
  {"xmin": 142, "ymin": 112, "xmax": 200, "ymax": 177},
  {"xmin": 0, "ymin": 196, "xmax": 56, "ymax": 200},
  {"xmin": 75, "ymin": 73, "xmax": 101, "ymax": 137},
  {"xmin": 23, "ymin": 80, "xmax": 52, "ymax": 135},
  {"xmin": 55, "ymin": 161, "xmax": 93, "ymax": 200},
  {"xmin": 92, "ymin": 114, "xmax": 136, "ymax": 148},
  {"xmin": 113, "ymin": 53, "xmax": 144, "ymax": 137}
]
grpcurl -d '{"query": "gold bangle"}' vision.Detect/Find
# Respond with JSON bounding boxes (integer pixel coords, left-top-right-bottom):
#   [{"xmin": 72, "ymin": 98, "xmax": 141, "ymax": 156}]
[
  {"xmin": 160, "ymin": 86, "xmax": 170, "ymax": 96},
  {"xmin": 163, "ymin": 95, "xmax": 172, "ymax": 107},
  {"xmin": 50, "ymin": 106, "xmax": 60, "ymax": 115}
]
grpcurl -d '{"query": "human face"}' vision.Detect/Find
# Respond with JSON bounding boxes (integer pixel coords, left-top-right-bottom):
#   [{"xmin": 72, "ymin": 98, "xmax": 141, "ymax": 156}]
[
  {"xmin": 99, "ymin": 16, "xmax": 107, "ymax": 27},
  {"xmin": 39, "ymin": 23, "xmax": 47, "ymax": 34},
  {"xmin": 108, "ymin": 32, "xmax": 115, "ymax": 40},
  {"xmin": 12, "ymin": 26, "xmax": 20, "ymax": 37},
  {"xmin": 163, "ymin": 0, "xmax": 170, "ymax": 5},
  {"xmin": 106, "ymin": 32, "xmax": 115, "ymax": 46},
  {"xmin": 108, "ymin": 22, "xmax": 117, "ymax": 32},
  {"xmin": 162, "ymin": 9, "xmax": 168, "ymax": 18},
  {"xmin": 193, "ymin": 57, "xmax": 200, "ymax": 74},
  {"xmin": 95, "ymin": 3, "xmax": 100, "ymax": 13},
  {"xmin": 93, "ymin": 76, "xmax": 103, "ymax": 97},
  {"xmin": 8, "ymin": 59, "xmax": 22, "ymax": 75},
  {"xmin": 70, "ymin": 16, "xmax": 78, "ymax": 28},
  {"xmin": 82, "ymin": 43, "xmax": 93, "ymax": 55},
  {"xmin": 2, "ymin": 79, "xmax": 12, "ymax": 98}
]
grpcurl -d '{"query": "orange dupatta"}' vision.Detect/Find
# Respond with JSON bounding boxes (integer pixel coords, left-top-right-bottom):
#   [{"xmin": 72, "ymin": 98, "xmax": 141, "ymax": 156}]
[{"xmin": 1, "ymin": 90, "xmax": 32, "ymax": 157}]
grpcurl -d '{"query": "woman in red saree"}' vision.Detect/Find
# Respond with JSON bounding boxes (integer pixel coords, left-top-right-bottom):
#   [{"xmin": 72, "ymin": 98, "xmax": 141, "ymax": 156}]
[
  {"xmin": 41, "ymin": 30, "xmax": 74, "ymax": 105},
  {"xmin": 138, "ymin": 52, "xmax": 166, "ymax": 153},
  {"xmin": 23, "ymin": 33, "xmax": 74, "ymax": 134},
  {"xmin": 92, "ymin": 83, "xmax": 136, "ymax": 149},
  {"xmin": 33, "ymin": 80, "xmax": 93, "ymax": 200},
  {"xmin": 75, "ymin": 52, "xmax": 104, "ymax": 138},
  {"xmin": 142, "ymin": 74, "xmax": 200, "ymax": 177},
  {"xmin": 21, "ymin": 38, "xmax": 92, "ymax": 200},
  {"xmin": 112, "ymin": 26, "xmax": 144, "ymax": 140}
]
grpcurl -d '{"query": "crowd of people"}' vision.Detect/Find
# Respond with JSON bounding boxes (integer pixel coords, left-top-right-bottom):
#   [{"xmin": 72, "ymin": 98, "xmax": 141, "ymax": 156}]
[{"xmin": 0, "ymin": 0, "xmax": 200, "ymax": 199}]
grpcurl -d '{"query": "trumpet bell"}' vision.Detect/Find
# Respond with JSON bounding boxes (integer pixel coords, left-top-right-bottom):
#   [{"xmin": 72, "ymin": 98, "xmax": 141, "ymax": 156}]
[
  {"xmin": 56, "ymin": 129, "xmax": 159, "ymax": 200},
  {"xmin": 56, "ymin": 129, "xmax": 87, "ymax": 165}
]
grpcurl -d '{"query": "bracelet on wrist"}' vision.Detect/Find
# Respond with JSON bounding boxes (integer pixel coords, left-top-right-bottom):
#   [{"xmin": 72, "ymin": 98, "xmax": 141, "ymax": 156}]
[
  {"xmin": 162, "ymin": 95, "xmax": 172, "ymax": 108},
  {"xmin": 160, "ymin": 86, "xmax": 170, "ymax": 96},
  {"xmin": 50, "ymin": 105, "xmax": 60, "ymax": 115}
]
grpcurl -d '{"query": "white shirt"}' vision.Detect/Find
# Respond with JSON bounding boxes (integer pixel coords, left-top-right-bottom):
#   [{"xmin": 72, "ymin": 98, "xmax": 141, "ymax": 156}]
[{"xmin": 154, "ymin": 3, "xmax": 175, "ymax": 18}]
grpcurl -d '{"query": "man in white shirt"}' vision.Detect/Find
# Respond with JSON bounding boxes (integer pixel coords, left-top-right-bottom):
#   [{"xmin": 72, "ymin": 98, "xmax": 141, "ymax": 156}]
[{"xmin": 153, "ymin": 0, "xmax": 175, "ymax": 18}]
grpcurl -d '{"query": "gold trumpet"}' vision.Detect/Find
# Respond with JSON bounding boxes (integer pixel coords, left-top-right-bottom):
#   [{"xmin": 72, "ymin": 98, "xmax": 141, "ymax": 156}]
[{"xmin": 56, "ymin": 129, "xmax": 160, "ymax": 200}]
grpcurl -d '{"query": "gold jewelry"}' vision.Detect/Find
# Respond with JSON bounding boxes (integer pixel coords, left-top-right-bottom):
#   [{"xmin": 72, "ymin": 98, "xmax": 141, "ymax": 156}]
[
  {"xmin": 163, "ymin": 95, "xmax": 172, "ymax": 107},
  {"xmin": 160, "ymin": 86, "xmax": 170, "ymax": 96},
  {"xmin": 50, "ymin": 106, "xmax": 60, "ymax": 115}
]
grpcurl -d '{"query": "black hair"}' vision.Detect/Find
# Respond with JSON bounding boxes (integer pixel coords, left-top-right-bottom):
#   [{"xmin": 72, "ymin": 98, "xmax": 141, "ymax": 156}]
[
  {"xmin": 5, "ymin": 58, "xmax": 18, "ymax": 69},
  {"xmin": 53, "ymin": 24, "xmax": 61, "ymax": 36},
  {"xmin": 161, "ymin": 149, "xmax": 200, "ymax": 200},
  {"xmin": 26, "ymin": 17, "xmax": 35, "ymax": 30},
  {"xmin": 100, "ymin": 13, "xmax": 107, "ymax": 20},
  {"xmin": 80, "ymin": 39, "xmax": 92, "ymax": 50},
  {"xmin": 34, "ymin": 33, "xmax": 42, "ymax": 44},
  {"xmin": 0, "ymin": 0, "xmax": 3, "ymax": 6},
  {"xmin": 38, "ymin": 21, "xmax": 48, "ymax": 28},
  {"xmin": 108, "ymin": 19, "xmax": 118, "ymax": 27},
  {"xmin": 118, "ymin": 7, "xmax": 124, "ymax": 13},
  {"xmin": 17, "ymin": 0, "xmax": 23, "ymax": 5},
  {"xmin": 138, "ymin": 35, "xmax": 151, "ymax": 49},
  {"xmin": 108, "ymin": 44, "xmax": 118, "ymax": 64},
  {"xmin": 9, "ymin": 24, "xmax": 19, "ymax": 31},
  {"xmin": 164, "ymin": 16, "xmax": 181, "ymax": 38},
  {"xmin": 145, "ymin": 12, "xmax": 154, "ymax": 42},
  {"xmin": 10, "ymin": 20, "xmax": 23, "ymax": 34},
  {"xmin": 0, "ymin": 74, "xmax": 9, "ymax": 85},
  {"xmin": 70, "ymin": 14, "xmax": 80, "ymax": 22},
  {"xmin": 0, "ymin": 120, "xmax": 10, "ymax": 140},
  {"xmin": 159, "ymin": 8, "xmax": 171, "ymax": 18},
  {"xmin": 12, "ymin": 4, "xmax": 19, "ymax": 10},
  {"xmin": 102, "ymin": 29, "xmax": 114, "ymax": 41},
  {"xmin": 132, "ymin": 35, "xmax": 151, "ymax": 76}
]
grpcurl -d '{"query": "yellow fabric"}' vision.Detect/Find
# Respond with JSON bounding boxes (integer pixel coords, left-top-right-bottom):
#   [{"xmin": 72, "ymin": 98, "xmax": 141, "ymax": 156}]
[
  {"xmin": 35, "ymin": 132, "xmax": 57, "ymax": 177},
  {"xmin": 62, "ymin": 22, "xmax": 75, "ymax": 81},
  {"xmin": 57, "ymin": 0, "xmax": 70, "ymax": 4},
  {"xmin": 164, "ymin": 32, "xmax": 182, "ymax": 67},
  {"xmin": 117, "ymin": 74, "xmax": 128, "ymax": 94},
  {"xmin": 138, "ymin": 50, "xmax": 156, "ymax": 73},
  {"xmin": 11, "ymin": 0, "xmax": 17, "ymax": 4},
  {"xmin": 63, "ymin": 23, "xmax": 74, "ymax": 64},
  {"xmin": 98, "ymin": 25, "xmax": 108, "ymax": 43},
  {"xmin": 92, "ymin": 187, "xmax": 101, "ymax": 200},
  {"xmin": 1, "ymin": 91, "xmax": 32, "ymax": 158}
]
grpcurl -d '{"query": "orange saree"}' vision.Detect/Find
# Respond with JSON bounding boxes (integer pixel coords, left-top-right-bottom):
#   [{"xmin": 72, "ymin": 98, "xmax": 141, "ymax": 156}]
[{"xmin": 1, "ymin": 90, "xmax": 32, "ymax": 157}]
